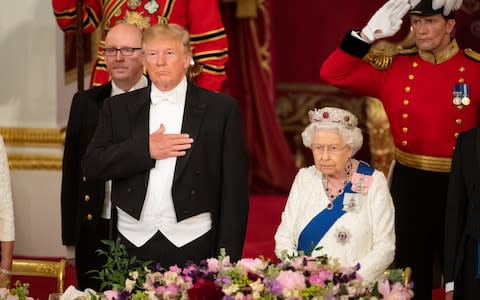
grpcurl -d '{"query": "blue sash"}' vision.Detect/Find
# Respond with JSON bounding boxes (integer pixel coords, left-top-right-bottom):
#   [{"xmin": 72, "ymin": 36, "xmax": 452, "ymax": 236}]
[
  {"xmin": 297, "ymin": 161, "xmax": 374, "ymax": 255},
  {"xmin": 477, "ymin": 241, "xmax": 480, "ymax": 279}
]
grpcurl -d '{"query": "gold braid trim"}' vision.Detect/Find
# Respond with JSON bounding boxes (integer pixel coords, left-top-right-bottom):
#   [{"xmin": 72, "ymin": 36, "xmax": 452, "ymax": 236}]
[
  {"xmin": 394, "ymin": 147, "xmax": 451, "ymax": 173},
  {"xmin": 364, "ymin": 45, "xmax": 418, "ymax": 70},
  {"xmin": 464, "ymin": 48, "xmax": 480, "ymax": 62}
]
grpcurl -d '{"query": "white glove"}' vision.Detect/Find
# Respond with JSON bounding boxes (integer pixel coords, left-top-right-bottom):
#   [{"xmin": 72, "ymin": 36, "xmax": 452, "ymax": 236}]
[
  {"xmin": 362, "ymin": 0, "xmax": 411, "ymax": 42},
  {"xmin": 409, "ymin": 0, "xmax": 421, "ymax": 7},
  {"xmin": 432, "ymin": 0, "xmax": 463, "ymax": 15}
]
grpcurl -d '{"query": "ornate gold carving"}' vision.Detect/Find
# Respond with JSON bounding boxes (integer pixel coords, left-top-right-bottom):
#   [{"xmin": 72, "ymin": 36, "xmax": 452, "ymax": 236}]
[
  {"xmin": 12, "ymin": 259, "xmax": 66, "ymax": 293},
  {"xmin": 7, "ymin": 154, "xmax": 62, "ymax": 170},
  {"xmin": 276, "ymin": 83, "xmax": 366, "ymax": 169},
  {"xmin": 366, "ymin": 98, "xmax": 394, "ymax": 176},
  {"xmin": 0, "ymin": 127, "xmax": 64, "ymax": 170},
  {"xmin": 0, "ymin": 127, "xmax": 65, "ymax": 146}
]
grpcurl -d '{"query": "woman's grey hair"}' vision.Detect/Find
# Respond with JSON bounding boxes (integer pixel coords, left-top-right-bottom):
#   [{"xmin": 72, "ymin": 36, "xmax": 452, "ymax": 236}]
[{"xmin": 301, "ymin": 107, "xmax": 363, "ymax": 156}]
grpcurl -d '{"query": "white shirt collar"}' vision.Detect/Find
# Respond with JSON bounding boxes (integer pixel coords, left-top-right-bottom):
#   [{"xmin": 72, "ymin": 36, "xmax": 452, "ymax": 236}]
[
  {"xmin": 111, "ymin": 75, "xmax": 148, "ymax": 97},
  {"xmin": 150, "ymin": 76, "xmax": 188, "ymax": 105}
]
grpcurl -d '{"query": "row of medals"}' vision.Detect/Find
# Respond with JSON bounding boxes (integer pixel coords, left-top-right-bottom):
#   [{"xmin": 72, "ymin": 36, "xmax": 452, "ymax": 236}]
[
  {"xmin": 127, "ymin": 0, "xmax": 160, "ymax": 14},
  {"xmin": 453, "ymin": 83, "xmax": 470, "ymax": 107}
]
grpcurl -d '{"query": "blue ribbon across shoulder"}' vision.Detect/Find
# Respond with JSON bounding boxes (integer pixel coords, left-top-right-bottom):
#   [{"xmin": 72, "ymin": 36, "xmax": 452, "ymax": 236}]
[{"xmin": 297, "ymin": 161, "xmax": 374, "ymax": 255}]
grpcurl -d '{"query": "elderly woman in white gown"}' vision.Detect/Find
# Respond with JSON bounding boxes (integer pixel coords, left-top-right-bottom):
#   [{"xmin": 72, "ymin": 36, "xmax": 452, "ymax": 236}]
[
  {"xmin": 274, "ymin": 107, "xmax": 395, "ymax": 282},
  {"xmin": 0, "ymin": 135, "xmax": 14, "ymax": 287}
]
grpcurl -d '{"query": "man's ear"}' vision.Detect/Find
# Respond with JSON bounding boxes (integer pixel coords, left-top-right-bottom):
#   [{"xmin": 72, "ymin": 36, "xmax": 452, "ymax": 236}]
[{"xmin": 446, "ymin": 19, "xmax": 456, "ymax": 34}]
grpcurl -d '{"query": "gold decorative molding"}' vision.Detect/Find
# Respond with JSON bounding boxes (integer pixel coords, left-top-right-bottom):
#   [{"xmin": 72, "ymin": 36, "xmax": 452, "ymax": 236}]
[
  {"xmin": 0, "ymin": 127, "xmax": 64, "ymax": 170},
  {"xmin": 366, "ymin": 98, "xmax": 394, "ymax": 176},
  {"xmin": 0, "ymin": 127, "xmax": 65, "ymax": 146},
  {"xmin": 6, "ymin": 153, "xmax": 62, "ymax": 170}
]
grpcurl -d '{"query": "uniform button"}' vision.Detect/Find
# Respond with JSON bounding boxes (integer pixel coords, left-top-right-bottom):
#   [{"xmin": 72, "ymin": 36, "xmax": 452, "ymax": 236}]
[
  {"xmin": 402, "ymin": 140, "xmax": 408, "ymax": 146},
  {"xmin": 82, "ymin": 176, "xmax": 87, "ymax": 182},
  {"xmin": 459, "ymin": 66, "xmax": 465, "ymax": 72},
  {"xmin": 458, "ymin": 78, "xmax": 465, "ymax": 83},
  {"xmin": 84, "ymin": 195, "xmax": 90, "ymax": 202},
  {"xmin": 454, "ymin": 132, "xmax": 459, "ymax": 138},
  {"xmin": 403, "ymin": 99, "xmax": 409, "ymax": 106},
  {"xmin": 405, "ymin": 86, "xmax": 411, "ymax": 93},
  {"xmin": 402, "ymin": 127, "xmax": 408, "ymax": 133},
  {"xmin": 457, "ymin": 105, "xmax": 463, "ymax": 110},
  {"xmin": 402, "ymin": 113, "xmax": 408, "ymax": 119},
  {"xmin": 412, "ymin": 62, "xmax": 418, "ymax": 68},
  {"xmin": 127, "ymin": 187, "xmax": 132, "ymax": 193},
  {"xmin": 86, "ymin": 214, "xmax": 93, "ymax": 221},
  {"xmin": 456, "ymin": 119, "xmax": 462, "ymax": 125},
  {"xmin": 191, "ymin": 190, "xmax": 196, "ymax": 196},
  {"xmin": 408, "ymin": 74, "xmax": 414, "ymax": 80}
]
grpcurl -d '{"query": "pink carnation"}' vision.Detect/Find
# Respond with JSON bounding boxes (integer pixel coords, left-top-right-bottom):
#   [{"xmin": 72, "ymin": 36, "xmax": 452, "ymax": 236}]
[
  {"xmin": 169, "ymin": 265, "xmax": 182, "ymax": 274},
  {"xmin": 276, "ymin": 270, "xmax": 306, "ymax": 291},
  {"xmin": 236, "ymin": 258, "xmax": 267, "ymax": 273},
  {"xmin": 207, "ymin": 258, "xmax": 220, "ymax": 272},
  {"xmin": 308, "ymin": 269, "xmax": 334, "ymax": 286}
]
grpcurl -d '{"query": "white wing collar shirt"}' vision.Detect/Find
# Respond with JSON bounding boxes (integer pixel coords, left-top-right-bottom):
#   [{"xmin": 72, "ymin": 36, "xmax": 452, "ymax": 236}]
[{"xmin": 117, "ymin": 76, "xmax": 212, "ymax": 247}]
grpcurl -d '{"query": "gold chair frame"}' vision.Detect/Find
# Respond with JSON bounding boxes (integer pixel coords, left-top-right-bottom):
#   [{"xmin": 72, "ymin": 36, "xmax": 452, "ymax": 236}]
[
  {"xmin": 384, "ymin": 266, "xmax": 412, "ymax": 286},
  {"xmin": 12, "ymin": 259, "xmax": 66, "ymax": 293}
]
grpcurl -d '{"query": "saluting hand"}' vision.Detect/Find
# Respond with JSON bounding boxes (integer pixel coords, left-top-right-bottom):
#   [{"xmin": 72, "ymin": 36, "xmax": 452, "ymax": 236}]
[
  {"xmin": 149, "ymin": 124, "xmax": 194, "ymax": 160},
  {"xmin": 362, "ymin": 0, "xmax": 411, "ymax": 43}
]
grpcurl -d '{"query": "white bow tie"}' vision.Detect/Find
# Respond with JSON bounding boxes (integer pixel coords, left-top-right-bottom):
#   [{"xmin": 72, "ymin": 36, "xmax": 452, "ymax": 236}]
[{"xmin": 150, "ymin": 89, "xmax": 176, "ymax": 105}]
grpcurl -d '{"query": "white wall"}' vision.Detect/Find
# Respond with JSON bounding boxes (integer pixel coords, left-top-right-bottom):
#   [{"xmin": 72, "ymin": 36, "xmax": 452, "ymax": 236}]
[{"xmin": 0, "ymin": 0, "xmax": 88, "ymax": 257}]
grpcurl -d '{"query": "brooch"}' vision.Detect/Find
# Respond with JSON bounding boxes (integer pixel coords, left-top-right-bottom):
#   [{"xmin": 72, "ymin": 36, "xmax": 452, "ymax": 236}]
[{"xmin": 335, "ymin": 226, "xmax": 351, "ymax": 245}]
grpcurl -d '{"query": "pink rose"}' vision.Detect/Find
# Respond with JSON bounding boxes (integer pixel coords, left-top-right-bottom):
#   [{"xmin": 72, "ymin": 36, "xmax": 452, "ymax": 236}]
[{"xmin": 351, "ymin": 173, "xmax": 372, "ymax": 195}]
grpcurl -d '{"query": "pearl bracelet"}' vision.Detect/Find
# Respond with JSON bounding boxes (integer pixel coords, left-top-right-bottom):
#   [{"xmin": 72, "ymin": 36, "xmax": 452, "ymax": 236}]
[{"xmin": 0, "ymin": 268, "xmax": 11, "ymax": 275}]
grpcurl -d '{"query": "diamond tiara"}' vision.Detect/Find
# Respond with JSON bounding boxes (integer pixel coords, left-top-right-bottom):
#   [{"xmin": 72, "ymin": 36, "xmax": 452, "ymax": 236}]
[{"xmin": 308, "ymin": 107, "xmax": 358, "ymax": 129}]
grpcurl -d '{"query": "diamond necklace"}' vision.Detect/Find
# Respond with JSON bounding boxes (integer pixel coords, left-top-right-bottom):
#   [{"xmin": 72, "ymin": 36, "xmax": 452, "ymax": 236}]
[{"xmin": 321, "ymin": 159, "xmax": 352, "ymax": 210}]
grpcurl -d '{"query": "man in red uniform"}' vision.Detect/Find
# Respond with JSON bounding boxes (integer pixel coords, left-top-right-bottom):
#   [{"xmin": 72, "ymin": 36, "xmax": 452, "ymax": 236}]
[
  {"xmin": 51, "ymin": 0, "xmax": 228, "ymax": 92},
  {"xmin": 320, "ymin": 0, "xmax": 479, "ymax": 298}
]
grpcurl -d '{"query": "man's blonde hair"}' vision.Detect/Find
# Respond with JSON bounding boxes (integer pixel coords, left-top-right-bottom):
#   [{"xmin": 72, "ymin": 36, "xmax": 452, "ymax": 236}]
[{"xmin": 142, "ymin": 23, "xmax": 192, "ymax": 55}]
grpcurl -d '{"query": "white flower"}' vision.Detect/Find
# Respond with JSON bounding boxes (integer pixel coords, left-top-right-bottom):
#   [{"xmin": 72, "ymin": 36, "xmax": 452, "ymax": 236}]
[{"xmin": 125, "ymin": 278, "xmax": 136, "ymax": 293}]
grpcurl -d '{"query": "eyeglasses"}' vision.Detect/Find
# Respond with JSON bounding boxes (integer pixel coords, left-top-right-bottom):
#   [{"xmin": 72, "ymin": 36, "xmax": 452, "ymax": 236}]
[
  {"xmin": 312, "ymin": 144, "xmax": 348, "ymax": 154},
  {"xmin": 104, "ymin": 47, "xmax": 142, "ymax": 56}
]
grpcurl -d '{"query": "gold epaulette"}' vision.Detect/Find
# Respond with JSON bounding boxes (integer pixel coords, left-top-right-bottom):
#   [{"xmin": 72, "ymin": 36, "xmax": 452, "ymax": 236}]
[
  {"xmin": 364, "ymin": 43, "xmax": 418, "ymax": 70},
  {"xmin": 464, "ymin": 48, "xmax": 480, "ymax": 62}
]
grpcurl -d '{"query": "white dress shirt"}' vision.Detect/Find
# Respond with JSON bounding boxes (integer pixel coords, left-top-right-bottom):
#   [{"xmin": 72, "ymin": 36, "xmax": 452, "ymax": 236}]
[
  {"xmin": 101, "ymin": 75, "xmax": 148, "ymax": 219},
  {"xmin": 117, "ymin": 76, "xmax": 211, "ymax": 247}
]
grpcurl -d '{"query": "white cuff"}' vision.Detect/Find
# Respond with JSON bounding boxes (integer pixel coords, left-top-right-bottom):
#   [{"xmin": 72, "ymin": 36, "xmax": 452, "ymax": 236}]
[{"xmin": 445, "ymin": 281, "xmax": 454, "ymax": 292}]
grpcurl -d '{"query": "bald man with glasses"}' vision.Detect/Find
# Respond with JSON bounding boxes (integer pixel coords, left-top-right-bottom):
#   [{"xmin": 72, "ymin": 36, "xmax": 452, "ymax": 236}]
[{"xmin": 61, "ymin": 23, "xmax": 147, "ymax": 291}]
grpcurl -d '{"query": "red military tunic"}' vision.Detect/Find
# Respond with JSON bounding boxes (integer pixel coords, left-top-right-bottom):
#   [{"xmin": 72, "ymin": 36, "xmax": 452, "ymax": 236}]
[
  {"xmin": 52, "ymin": 0, "xmax": 228, "ymax": 92},
  {"xmin": 321, "ymin": 36, "xmax": 480, "ymax": 172}
]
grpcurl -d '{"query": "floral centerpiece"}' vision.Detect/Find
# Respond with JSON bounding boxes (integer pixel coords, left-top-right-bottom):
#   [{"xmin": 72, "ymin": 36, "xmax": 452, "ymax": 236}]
[
  {"xmin": 69, "ymin": 240, "xmax": 413, "ymax": 300},
  {"xmin": 0, "ymin": 281, "xmax": 33, "ymax": 300}
]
